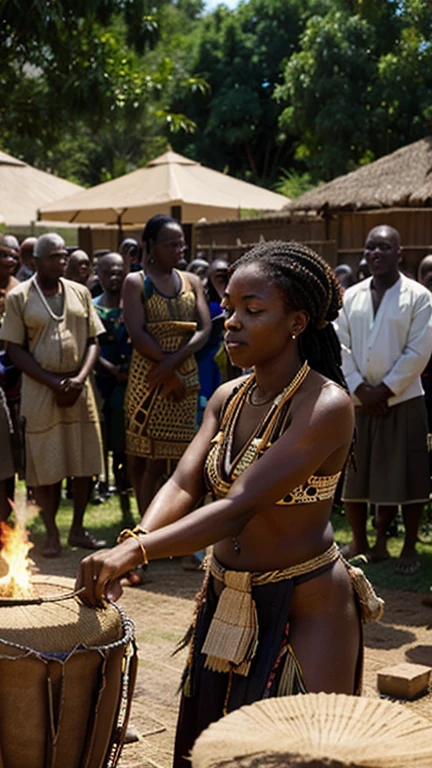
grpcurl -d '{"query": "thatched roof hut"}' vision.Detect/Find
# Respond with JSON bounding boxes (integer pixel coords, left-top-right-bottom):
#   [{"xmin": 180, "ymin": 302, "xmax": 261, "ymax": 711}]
[{"xmin": 290, "ymin": 137, "xmax": 432, "ymax": 212}]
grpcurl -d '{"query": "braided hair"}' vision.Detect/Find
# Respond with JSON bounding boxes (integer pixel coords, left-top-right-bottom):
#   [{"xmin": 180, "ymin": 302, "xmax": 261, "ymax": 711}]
[{"xmin": 231, "ymin": 240, "xmax": 346, "ymax": 388}]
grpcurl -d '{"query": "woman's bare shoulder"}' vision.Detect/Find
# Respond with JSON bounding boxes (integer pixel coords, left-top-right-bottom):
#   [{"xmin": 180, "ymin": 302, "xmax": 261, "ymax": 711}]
[
  {"xmin": 124, "ymin": 271, "xmax": 144, "ymax": 289},
  {"xmin": 293, "ymin": 370, "xmax": 353, "ymax": 416},
  {"xmin": 184, "ymin": 270, "xmax": 202, "ymax": 291}
]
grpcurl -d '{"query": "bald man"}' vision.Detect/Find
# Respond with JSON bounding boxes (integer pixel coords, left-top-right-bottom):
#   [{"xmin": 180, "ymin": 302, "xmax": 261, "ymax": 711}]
[
  {"xmin": 65, "ymin": 248, "xmax": 91, "ymax": 284},
  {"xmin": 16, "ymin": 236, "xmax": 37, "ymax": 281},
  {"xmin": 418, "ymin": 253, "xmax": 432, "ymax": 292},
  {"xmin": 337, "ymin": 225, "xmax": 432, "ymax": 574},
  {"xmin": 0, "ymin": 235, "xmax": 19, "ymax": 252},
  {"xmin": 0, "ymin": 233, "xmax": 106, "ymax": 557}
]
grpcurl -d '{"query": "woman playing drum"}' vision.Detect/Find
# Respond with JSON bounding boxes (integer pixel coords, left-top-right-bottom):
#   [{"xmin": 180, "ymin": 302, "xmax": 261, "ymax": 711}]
[{"xmin": 77, "ymin": 240, "xmax": 378, "ymax": 768}]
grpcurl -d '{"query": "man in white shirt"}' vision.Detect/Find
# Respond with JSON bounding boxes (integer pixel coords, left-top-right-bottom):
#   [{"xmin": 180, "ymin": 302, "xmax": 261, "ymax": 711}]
[{"xmin": 337, "ymin": 225, "xmax": 432, "ymax": 574}]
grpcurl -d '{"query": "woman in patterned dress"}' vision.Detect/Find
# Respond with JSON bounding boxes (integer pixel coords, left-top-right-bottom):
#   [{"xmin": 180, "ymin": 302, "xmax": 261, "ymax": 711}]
[{"xmin": 123, "ymin": 215, "xmax": 211, "ymax": 513}]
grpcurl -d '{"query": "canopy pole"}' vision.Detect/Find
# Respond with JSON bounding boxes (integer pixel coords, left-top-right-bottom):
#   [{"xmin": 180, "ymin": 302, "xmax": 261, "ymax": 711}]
[{"xmin": 117, "ymin": 211, "xmax": 124, "ymax": 248}]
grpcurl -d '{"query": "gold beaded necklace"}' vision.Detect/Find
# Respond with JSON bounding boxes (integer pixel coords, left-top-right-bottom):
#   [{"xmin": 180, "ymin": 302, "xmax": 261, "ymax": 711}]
[{"xmin": 205, "ymin": 360, "xmax": 311, "ymax": 515}]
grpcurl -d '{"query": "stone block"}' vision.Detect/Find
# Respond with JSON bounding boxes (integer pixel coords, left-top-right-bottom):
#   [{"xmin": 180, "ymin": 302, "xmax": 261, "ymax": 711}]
[{"xmin": 377, "ymin": 662, "xmax": 431, "ymax": 700}]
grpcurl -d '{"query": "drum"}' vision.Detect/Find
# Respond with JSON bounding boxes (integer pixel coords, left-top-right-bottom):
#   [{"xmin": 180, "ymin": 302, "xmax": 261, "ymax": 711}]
[{"xmin": 0, "ymin": 579, "xmax": 137, "ymax": 768}]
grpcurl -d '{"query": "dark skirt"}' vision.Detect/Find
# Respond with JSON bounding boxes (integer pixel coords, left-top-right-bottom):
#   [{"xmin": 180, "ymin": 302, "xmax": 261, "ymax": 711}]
[
  {"xmin": 342, "ymin": 396, "xmax": 430, "ymax": 505},
  {"xmin": 173, "ymin": 558, "xmax": 356, "ymax": 768}
]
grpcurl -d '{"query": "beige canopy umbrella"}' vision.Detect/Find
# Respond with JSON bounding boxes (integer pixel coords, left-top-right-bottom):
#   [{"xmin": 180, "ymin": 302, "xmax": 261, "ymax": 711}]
[
  {"xmin": 39, "ymin": 150, "xmax": 290, "ymax": 225},
  {"xmin": 0, "ymin": 150, "xmax": 82, "ymax": 227}
]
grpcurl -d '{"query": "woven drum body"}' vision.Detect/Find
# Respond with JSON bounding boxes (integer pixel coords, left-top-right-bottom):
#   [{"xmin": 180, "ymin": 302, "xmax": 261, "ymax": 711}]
[{"xmin": 0, "ymin": 589, "xmax": 137, "ymax": 768}]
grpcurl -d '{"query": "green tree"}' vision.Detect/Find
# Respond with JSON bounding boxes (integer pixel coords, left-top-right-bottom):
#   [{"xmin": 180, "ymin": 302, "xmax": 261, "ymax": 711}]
[
  {"xmin": 171, "ymin": 0, "xmax": 327, "ymax": 187},
  {"xmin": 0, "ymin": 0, "xmax": 206, "ymax": 185},
  {"xmin": 276, "ymin": 0, "xmax": 432, "ymax": 181}
]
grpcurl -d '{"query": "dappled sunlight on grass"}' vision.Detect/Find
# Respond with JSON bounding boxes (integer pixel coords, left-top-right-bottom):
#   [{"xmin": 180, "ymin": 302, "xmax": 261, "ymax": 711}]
[{"xmin": 332, "ymin": 505, "xmax": 432, "ymax": 593}]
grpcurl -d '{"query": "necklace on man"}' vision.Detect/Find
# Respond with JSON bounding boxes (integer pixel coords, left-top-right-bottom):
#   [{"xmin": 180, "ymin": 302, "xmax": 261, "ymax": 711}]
[{"xmin": 33, "ymin": 275, "xmax": 65, "ymax": 322}]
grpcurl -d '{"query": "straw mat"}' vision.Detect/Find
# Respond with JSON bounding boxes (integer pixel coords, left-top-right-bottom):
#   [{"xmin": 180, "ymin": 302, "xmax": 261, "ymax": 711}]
[
  {"xmin": 191, "ymin": 693, "xmax": 432, "ymax": 768},
  {"xmin": 0, "ymin": 595, "xmax": 124, "ymax": 654}
]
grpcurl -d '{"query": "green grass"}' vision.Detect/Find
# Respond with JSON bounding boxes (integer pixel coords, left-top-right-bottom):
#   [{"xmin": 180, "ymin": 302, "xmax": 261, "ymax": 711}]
[
  {"xmin": 26, "ymin": 488, "xmax": 140, "ymax": 551},
  {"xmin": 23, "ymin": 487, "xmax": 432, "ymax": 594},
  {"xmin": 332, "ymin": 505, "xmax": 432, "ymax": 593}
]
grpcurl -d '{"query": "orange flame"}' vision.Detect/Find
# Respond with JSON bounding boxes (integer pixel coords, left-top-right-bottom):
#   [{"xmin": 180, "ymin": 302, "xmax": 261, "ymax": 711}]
[{"xmin": 0, "ymin": 519, "xmax": 35, "ymax": 600}]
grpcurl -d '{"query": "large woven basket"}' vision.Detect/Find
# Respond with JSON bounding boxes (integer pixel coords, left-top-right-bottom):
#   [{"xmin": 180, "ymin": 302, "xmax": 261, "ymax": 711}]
[{"xmin": 191, "ymin": 693, "xmax": 432, "ymax": 768}]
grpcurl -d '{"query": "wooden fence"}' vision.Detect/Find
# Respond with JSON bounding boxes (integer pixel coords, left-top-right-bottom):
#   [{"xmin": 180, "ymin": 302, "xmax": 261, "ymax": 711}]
[{"xmin": 194, "ymin": 208, "xmax": 432, "ymax": 274}]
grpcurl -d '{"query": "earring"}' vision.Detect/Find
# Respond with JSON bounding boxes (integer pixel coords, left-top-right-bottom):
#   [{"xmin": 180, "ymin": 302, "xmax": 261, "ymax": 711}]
[{"xmin": 291, "ymin": 332, "xmax": 296, "ymax": 340}]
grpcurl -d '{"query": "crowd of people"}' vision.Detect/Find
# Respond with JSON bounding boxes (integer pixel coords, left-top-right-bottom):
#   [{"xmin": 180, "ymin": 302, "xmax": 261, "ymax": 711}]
[
  {"xmin": 0, "ymin": 220, "xmax": 431, "ymax": 765},
  {"xmin": 0, "ymin": 218, "xmax": 229, "ymax": 560}
]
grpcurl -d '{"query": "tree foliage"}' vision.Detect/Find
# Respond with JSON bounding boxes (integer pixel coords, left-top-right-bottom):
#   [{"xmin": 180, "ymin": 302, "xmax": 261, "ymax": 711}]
[
  {"xmin": 0, "ymin": 0, "xmax": 206, "ymax": 184},
  {"xmin": 276, "ymin": 0, "xmax": 432, "ymax": 180},
  {"xmin": 170, "ymin": 0, "xmax": 328, "ymax": 187},
  {"xmin": 1, "ymin": 0, "xmax": 432, "ymax": 191}
]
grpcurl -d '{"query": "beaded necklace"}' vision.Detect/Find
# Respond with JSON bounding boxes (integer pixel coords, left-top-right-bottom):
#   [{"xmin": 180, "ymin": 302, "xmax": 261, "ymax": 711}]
[
  {"xmin": 32, "ymin": 275, "xmax": 65, "ymax": 322},
  {"xmin": 205, "ymin": 361, "xmax": 310, "ymax": 553}
]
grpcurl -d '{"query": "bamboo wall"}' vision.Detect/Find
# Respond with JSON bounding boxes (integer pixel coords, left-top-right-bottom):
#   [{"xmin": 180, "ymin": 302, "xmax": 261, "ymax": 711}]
[
  {"xmin": 194, "ymin": 208, "xmax": 432, "ymax": 276},
  {"xmin": 330, "ymin": 208, "xmax": 432, "ymax": 277},
  {"xmin": 194, "ymin": 214, "xmax": 337, "ymax": 266}
]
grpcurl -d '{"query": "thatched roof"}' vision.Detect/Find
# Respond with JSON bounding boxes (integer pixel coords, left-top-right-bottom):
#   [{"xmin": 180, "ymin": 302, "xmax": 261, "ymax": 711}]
[{"xmin": 289, "ymin": 137, "xmax": 432, "ymax": 213}]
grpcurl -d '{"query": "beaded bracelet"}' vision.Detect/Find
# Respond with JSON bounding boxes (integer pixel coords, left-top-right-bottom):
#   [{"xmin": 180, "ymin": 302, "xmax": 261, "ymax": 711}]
[
  {"xmin": 117, "ymin": 528, "xmax": 149, "ymax": 566},
  {"xmin": 132, "ymin": 526, "xmax": 150, "ymax": 536}
]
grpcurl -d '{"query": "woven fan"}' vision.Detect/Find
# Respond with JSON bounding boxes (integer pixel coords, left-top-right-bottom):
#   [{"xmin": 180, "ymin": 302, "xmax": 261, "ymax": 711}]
[{"xmin": 192, "ymin": 693, "xmax": 432, "ymax": 768}]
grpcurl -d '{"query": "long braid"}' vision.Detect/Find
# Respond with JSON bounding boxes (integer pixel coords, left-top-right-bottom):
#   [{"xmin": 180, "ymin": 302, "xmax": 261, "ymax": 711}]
[{"xmin": 231, "ymin": 241, "xmax": 347, "ymax": 388}]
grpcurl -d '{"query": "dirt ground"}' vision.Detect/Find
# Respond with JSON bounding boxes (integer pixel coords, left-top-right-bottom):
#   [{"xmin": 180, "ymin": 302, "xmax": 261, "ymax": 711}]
[{"xmin": 28, "ymin": 547, "xmax": 432, "ymax": 768}]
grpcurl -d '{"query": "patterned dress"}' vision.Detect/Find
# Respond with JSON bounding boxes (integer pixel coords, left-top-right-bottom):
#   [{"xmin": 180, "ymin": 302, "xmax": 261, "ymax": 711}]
[{"xmin": 124, "ymin": 271, "xmax": 199, "ymax": 459}]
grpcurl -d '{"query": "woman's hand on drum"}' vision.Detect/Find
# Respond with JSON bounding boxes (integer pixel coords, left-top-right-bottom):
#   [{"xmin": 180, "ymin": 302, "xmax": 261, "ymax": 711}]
[{"xmin": 76, "ymin": 539, "xmax": 141, "ymax": 608}]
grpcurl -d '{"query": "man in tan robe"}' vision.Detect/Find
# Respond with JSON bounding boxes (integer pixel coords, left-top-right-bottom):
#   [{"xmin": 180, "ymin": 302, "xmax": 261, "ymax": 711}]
[{"xmin": 0, "ymin": 233, "xmax": 106, "ymax": 557}]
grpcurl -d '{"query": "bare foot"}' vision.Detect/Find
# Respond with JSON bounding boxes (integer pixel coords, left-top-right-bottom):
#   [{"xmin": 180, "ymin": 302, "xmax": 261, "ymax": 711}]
[
  {"xmin": 122, "ymin": 566, "xmax": 147, "ymax": 586},
  {"xmin": 42, "ymin": 532, "xmax": 61, "ymax": 558},
  {"xmin": 340, "ymin": 543, "xmax": 370, "ymax": 560},
  {"xmin": 396, "ymin": 546, "xmax": 420, "ymax": 575},
  {"xmin": 368, "ymin": 542, "xmax": 390, "ymax": 563}
]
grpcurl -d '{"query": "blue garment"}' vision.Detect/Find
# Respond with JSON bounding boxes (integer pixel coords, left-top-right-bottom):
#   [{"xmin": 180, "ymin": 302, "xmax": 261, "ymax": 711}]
[{"xmin": 195, "ymin": 302, "xmax": 226, "ymax": 424}]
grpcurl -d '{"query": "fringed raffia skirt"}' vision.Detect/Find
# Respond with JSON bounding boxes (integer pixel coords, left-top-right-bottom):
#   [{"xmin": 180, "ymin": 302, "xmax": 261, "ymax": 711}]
[{"xmin": 173, "ymin": 546, "xmax": 383, "ymax": 768}]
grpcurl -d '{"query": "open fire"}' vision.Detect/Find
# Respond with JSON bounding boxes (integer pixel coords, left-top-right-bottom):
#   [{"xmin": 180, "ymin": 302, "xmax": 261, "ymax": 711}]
[
  {"xmin": 0, "ymin": 499, "xmax": 36, "ymax": 600},
  {"xmin": 0, "ymin": 499, "xmax": 137, "ymax": 768}
]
